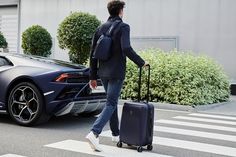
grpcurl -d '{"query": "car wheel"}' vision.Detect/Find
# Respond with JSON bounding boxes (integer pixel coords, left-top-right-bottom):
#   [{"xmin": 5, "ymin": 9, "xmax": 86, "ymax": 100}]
[{"xmin": 8, "ymin": 82, "xmax": 50, "ymax": 126}]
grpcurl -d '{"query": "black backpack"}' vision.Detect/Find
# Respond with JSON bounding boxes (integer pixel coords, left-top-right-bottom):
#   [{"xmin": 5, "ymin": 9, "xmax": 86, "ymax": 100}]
[{"xmin": 93, "ymin": 20, "xmax": 121, "ymax": 61}]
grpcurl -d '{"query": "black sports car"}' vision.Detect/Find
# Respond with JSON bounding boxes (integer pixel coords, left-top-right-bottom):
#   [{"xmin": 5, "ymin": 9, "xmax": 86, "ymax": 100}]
[{"xmin": 0, "ymin": 52, "xmax": 106, "ymax": 126}]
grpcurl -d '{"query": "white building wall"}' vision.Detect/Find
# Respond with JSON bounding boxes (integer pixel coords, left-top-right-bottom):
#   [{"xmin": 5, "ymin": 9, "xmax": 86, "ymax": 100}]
[{"xmin": 20, "ymin": 0, "xmax": 236, "ymax": 80}]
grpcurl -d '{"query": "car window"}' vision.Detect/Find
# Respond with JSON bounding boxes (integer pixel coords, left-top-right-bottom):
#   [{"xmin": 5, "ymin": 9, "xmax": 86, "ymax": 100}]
[{"xmin": 0, "ymin": 57, "xmax": 12, "ymax": 66}]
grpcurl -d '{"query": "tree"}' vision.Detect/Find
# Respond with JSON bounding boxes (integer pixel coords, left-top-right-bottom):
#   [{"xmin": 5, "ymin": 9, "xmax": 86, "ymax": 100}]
[
  {"xmin": 57, "ymin": 12, "xmax": 101, "ymax": 64},
  {"xmin": 0, "ymin": 31, "xmax": 8, "ymax": 49},
  {"xmin": 22, "ymin": 25, "xmax": 52, "ymax": 57}
]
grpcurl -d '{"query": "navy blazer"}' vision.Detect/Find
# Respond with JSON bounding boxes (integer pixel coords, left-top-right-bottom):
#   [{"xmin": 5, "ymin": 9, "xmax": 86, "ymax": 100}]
[{"xmin": 89, "ymin": 16, "xmax": 145, "ymax": 80}]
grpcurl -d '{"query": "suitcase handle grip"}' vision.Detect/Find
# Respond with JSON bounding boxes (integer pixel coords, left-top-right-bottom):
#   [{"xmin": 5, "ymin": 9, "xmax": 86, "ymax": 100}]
[{"xmin": 138, "ymin": 64, "xmax": 150, "ymax": 103}]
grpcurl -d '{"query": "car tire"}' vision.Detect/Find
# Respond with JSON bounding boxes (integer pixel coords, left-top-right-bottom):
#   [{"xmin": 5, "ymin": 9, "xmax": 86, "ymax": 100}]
[{"xmin": 7, "ymin": 82, "xmax": 50, "ymax": 126}]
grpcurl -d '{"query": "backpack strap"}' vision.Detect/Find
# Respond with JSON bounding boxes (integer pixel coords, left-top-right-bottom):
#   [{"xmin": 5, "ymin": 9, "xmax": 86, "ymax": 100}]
[{"xmin": 105, "ymin": 20, "xmax": 122, "ymax": 36}]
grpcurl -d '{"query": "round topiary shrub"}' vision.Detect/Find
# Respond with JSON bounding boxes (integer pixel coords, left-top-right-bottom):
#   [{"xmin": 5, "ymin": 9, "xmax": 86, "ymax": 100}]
[
  {"xmin": 22, "ymin": 25, "xmax": 52, "ymax": 57},
  {"xmin": 57, "ymin": 12, "xmax": 101, "ymax": 64},
  {"xmin": 0, "ymin": 31, "xmax": 8, "ymax": 49},
  {"xmin": 121, "ymin": 49, "xmax": 230, "ymax": 105}
]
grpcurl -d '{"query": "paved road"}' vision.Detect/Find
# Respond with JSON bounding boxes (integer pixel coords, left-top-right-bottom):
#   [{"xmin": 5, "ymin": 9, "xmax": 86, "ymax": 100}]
[{"xmin": 0, "ymin": 105, "xmax": 236, "ymax": 157}]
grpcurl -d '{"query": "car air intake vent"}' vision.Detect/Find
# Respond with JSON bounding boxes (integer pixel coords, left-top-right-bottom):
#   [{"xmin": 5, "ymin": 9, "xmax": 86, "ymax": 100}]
[{"xmin": 57, "ymin": 87, "xmax": 82, "ymax": 99}]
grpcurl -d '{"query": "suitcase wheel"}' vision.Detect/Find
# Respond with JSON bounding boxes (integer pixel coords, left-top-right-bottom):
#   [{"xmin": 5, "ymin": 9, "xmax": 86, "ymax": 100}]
[
  {"xmin": 137, "ymin": 146, "xmax": 143, "ymax": 152},
  {"xmin": 147, "ymin": 144, "xmax": 153, "ymax": 151},
  {"xmin": 117, "ymin": 141, "xmax": 122, "ymax": 148}
]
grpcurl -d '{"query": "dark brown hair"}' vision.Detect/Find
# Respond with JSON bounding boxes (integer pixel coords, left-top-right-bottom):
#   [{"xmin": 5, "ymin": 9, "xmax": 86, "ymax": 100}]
[{"xmin": 107, "ymin": 0, "xmax": 125, "ymax": 16}]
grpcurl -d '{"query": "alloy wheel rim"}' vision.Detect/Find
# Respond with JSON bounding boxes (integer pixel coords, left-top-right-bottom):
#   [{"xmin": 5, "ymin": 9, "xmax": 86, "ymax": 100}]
[{"xmin": 10, "ymin": 86, "xmax": 39, "ymax": 123}]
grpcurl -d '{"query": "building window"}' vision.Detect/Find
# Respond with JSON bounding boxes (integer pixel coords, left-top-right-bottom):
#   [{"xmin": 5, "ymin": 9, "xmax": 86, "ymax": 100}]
[{"xmin": 131, "ymin": 36, "xmax": 179, "ymax": 51}]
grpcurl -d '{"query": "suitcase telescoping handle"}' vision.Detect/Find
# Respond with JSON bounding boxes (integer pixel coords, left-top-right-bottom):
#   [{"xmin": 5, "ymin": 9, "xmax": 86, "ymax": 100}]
[{"xmin": 137, "ymin": 65, "xmax": 150, "ymax": 103}]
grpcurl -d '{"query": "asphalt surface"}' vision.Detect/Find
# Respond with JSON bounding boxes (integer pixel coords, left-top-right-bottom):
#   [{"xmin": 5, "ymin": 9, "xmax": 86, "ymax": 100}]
[{"xmin": 0, "ymin": 105, "xmax": 236, "ymax": 157}]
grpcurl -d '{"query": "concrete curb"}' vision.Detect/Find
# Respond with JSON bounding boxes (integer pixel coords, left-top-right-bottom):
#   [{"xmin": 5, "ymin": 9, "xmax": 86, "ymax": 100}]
[{"xmin": 118, "ymin": 99, "xmax": 232, "ymax": 112}]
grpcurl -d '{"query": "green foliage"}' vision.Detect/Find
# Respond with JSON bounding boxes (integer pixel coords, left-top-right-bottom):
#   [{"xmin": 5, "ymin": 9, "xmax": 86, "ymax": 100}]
[
  {"xmin": 0, "ymin": 31, "xmax": 8, "ymax": 48},
  {"xmin": 121, "ymin": 49, "xmax": 230, "ymax": 105},
  {"xmin": 22, "ymin": 25, "xmax": 52, "ymax": 57},
  {"xmin": 57, "ymin": 12, "xmax": 101, "ymax": 64}
]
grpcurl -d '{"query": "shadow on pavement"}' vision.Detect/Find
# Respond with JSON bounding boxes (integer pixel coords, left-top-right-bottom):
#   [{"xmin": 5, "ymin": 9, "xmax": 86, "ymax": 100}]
[
  {"xmin": 0, "ymin": 113, "xmax": 97, "ymax": 130},
  {"xmin": 35, "ymin": 114, "xmax": 97, "ymax": 130},
  {"xmin": 0, "ymin": 114, "xmax": 14, "ymax": 124}
]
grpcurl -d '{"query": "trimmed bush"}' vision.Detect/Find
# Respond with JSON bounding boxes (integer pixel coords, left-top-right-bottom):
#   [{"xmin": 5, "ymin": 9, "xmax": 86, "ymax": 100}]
[
  {"xmin": 22, "ymin": 25, "xmax": 52, "ymax": 57},
  {"xmin": 0, "ymin": 31, "xmax": 8, "ymax": 49},
  {"xmin": 121, "ymin": 49, "xmax": 230, "ymax": 105},
  {"xmin": 57, "ymin": 12, "xmax": 101, "ymax": 64}
]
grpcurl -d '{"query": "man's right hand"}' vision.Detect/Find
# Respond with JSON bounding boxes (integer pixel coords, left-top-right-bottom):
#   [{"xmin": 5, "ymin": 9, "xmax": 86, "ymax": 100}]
[
  {"xmin": 89, "ymin": 80, "xmax": 97, "ymax": 89},
  {"xmin": 143, "ymin": 61, "xmax": 150, "ymax": 69}
]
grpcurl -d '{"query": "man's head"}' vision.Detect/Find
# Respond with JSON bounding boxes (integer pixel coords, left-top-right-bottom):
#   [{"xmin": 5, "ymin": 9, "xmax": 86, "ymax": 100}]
[{"xmin": 107, "ymin": 0, "xmax": 125, "ymax": 18}]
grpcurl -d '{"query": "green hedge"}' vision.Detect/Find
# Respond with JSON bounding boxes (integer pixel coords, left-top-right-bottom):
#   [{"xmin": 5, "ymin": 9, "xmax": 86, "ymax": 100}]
[
  {"xmin": 121, "ymin": 49, "xmax": 230, "ymax": 105},
  {"xmin": 57, "ymin": 12, "xmax": 101, "ymax": 64},
  {"xmin": 0, "ymin": 31, "xmax": 8, "ymax": 49},
  {"xmin": 22, "ymin": 25, "xmax": 52, "ymax": 57}
]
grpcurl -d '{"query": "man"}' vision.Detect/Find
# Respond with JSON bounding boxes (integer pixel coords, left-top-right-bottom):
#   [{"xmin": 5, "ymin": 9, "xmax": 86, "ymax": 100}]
[{"xmin": 86, "ymin": 0, "xmax": 148, "ymax": 151}]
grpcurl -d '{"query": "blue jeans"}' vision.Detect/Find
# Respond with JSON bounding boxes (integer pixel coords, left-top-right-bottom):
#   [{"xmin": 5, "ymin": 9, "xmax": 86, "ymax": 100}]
[{"xmin": 91, "ymin": 79, "xmax": 124, "ymax": 136}]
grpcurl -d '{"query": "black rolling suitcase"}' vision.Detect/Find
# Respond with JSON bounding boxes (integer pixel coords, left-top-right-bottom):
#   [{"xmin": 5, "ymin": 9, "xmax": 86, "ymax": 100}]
[{"xmin": 117, "ymin": 65, "xmax": 154, "ymax": 152}]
